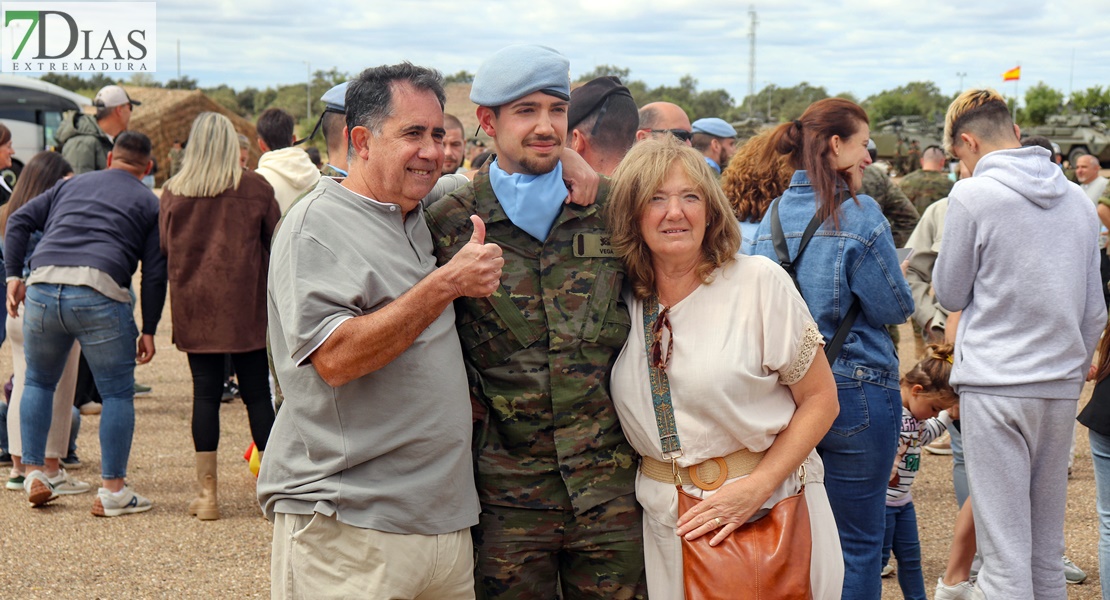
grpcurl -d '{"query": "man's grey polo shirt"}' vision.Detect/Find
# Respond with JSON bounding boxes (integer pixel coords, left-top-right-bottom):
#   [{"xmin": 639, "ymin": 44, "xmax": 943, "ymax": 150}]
[{"xmin": 258, "ymin": 178, "xmax": 478, "ymax": 535}]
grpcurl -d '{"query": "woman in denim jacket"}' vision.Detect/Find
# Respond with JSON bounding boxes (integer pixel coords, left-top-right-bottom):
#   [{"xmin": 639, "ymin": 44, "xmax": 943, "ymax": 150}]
[{"xmin": 752, "ymin": 98, "xmax": 913, "ymax": 600}]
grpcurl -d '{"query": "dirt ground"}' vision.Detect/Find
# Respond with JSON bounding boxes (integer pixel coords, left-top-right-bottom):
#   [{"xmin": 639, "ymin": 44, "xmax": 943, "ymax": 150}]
[{"xmin": 0, "ymin": 315, "xmax": 1102, "ymax": 598}]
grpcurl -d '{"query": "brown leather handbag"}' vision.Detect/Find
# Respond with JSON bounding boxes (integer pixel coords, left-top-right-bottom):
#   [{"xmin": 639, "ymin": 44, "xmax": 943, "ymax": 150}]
[
  {"xmin": 641, "ymin": 296, "xmax": 813, "ymax": 599},
  {"xmin": 677, "ymin": 480, "xmax": 813, "ymax": 600}
]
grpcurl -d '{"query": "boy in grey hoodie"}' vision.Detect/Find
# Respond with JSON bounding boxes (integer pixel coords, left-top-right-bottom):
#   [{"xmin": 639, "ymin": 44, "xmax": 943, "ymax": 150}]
[{"xmin": 934, "ymin": 88, "xmax": 1105, "ymax": 599}]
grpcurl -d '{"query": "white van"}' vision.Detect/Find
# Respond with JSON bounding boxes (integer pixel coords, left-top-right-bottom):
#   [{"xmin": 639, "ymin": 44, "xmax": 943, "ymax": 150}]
[{"xmin": 0, "ymin": 74, "xmax": 91, "ymax": 187}]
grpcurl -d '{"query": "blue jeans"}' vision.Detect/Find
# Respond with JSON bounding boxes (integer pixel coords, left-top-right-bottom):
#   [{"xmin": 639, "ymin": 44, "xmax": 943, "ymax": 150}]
[
  {"xmin": 882, "ymin": 502, "xmax": 927, "ymax": 600},
  {"xmin": 1089, "ymin": 429, "xmax": 1110, "ymax": 600},
  {"xmin": 0, "ymin": 402, "xmax": 79, "ymax": 457},
  {"xmin": 20, "ymin": 284, "xmax": 137, "ymax": 479},
  {"xmin": 819, "ymin": 379, "xmax": 901, "ymax": 600}
]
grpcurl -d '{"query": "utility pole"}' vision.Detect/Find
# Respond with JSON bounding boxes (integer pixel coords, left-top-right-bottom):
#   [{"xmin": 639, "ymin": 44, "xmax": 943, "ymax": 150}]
[
  {"xmin": 747, "ymin": 6, "xmax": 757, "ymax": 117},
  {"xmin": 956, "ymin": 71, "xmax": 966, "ymax": 92}
]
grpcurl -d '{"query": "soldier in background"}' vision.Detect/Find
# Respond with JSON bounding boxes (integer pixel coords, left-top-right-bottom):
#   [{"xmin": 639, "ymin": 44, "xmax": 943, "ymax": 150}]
[
  {"xmin": 690, "ymin": 117, "xmax": 738, "ymax": 175},
  {"xmin": 893, "ymin": 138, "xmax": 907, "ymax": 175},
  {"xmin": 906, "ymin": 139, "xmax": 921, "ymax": 174},
  {"xmin": 443, "ymin": 114, "xmax": 466, "ymax": 174},
  {"xmin": 566, "ymin": 76, "xmax": 638, "ymax": 176},
  {"xmin": 167, "ymin": 140, "xmax": 184, "ymax": 178},
  {"xmin": 899, "ymin": 145, "xmax": 954, "ymax": 214},
  {"xmin": 425, "ymin": 45, "xmax": 645, "ymax": 599},
  {"xmin": 861, "ymin": 139, "xmax": 920, "ymax": 247}
]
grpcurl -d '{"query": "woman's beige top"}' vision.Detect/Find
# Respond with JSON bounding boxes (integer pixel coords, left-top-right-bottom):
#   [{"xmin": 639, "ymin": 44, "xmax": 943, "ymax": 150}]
[{"xmin": 610, "ymin": 253, "xmax": 825, "ymax": 525}]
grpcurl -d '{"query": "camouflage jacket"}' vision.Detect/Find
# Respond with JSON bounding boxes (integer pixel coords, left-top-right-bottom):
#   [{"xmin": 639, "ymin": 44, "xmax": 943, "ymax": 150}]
[
  {"xmin": 899, "ymin": 169, "xmax": 954, "ymax": 214},
  {"xmin": 860, "ymin": 165, "xmax": 919, "ymax": 247},
  {"xmin": 424, "ymin": 169, "xmax": 637, "ymax": 515}
]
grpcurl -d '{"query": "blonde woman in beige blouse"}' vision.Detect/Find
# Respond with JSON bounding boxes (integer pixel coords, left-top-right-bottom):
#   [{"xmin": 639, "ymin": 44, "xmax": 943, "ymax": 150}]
[{"xmin": 607, "ymin": 137, "xmax": 844, "ymax": 599}]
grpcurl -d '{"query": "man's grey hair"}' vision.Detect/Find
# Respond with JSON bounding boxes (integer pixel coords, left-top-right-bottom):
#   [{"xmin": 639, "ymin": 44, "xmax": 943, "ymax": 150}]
[
  {"xmin": 345, "ymin": 63, "xmax": 445, "ymax": 160},
  {"xmin": 1078, "ymin": 154, "xmax": 1101, "ymax": 169}
]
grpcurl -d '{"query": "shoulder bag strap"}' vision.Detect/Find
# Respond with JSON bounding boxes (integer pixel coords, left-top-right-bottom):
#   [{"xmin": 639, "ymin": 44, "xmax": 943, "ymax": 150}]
[
  {"xmin": 772, "ymin": 192, "xmax": 861, "ymax": 361},
  {"xmin": 643, "ymin": 293, "xmax": 681, "ymax": 457}
]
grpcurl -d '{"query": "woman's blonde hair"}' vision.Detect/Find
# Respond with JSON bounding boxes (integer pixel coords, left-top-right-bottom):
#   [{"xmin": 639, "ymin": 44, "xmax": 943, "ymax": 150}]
[
  {"xmin": 901, "ymin": 344, "xmax": 959, "ymax": 408},
  {"xmin": 721, "ymin": 128, "xmax": 793, "ymax": 223},
  {"xmin": 608, "ymin": 136, "xmax": 741, "ymax": 299},
  {"xmin": 163, "ymin": 112, "xmax": 242, "ymax": 198}
]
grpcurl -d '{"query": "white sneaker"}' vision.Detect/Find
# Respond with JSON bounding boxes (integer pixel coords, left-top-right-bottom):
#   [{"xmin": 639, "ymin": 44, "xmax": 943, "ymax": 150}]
[
  {"xmin": 47, "ymin": 468, "xmax": 91, "ymax": 495},
  {"xmin": 1063, "ymin": 555, "xmax": 1087, "ymax": 584},
  {"xmin": 24, "ymin": 470, "xmax": 56, "ymax": 506},
  {"xmin": 91, "ymin": 485, "xmax": 152, "ymax": 517},
  {"xmin": 935, "ymin": 577, "xmax": 985, "ymax": 600},
  {"xmin": 881, "ymin": 562, "xmax": 896, "ymax": 577}
]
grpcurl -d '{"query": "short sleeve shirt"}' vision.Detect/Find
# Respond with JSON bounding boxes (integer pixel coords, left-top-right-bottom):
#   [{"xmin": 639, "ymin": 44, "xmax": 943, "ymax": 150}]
[{"xmin": 258, "ymin": 178, "xmax": 479, "ymax": 535}]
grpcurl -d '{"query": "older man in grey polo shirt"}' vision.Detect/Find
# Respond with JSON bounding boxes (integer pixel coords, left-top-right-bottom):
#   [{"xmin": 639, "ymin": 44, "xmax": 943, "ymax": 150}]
[{"xmin": 260, "ymin": 63, "xmax": 504, "ymax": 599}]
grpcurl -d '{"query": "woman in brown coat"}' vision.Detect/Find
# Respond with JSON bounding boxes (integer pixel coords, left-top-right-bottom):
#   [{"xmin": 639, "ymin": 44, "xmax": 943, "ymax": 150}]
[{"xmin": 160, "ymin": 112, "xmax": 281, "ymax": 520}]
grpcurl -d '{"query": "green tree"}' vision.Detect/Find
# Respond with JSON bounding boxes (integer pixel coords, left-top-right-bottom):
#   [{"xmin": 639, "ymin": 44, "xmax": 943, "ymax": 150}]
[
  {"xmin": 237, "ymin": 87, "xmax": 259, "ymax": 117},
  {"xmin": 127, "ymin": 73, "xmax": 160, "ymax": 88},
  {"xmin": 40, "ymin": 73, "xmax": 116, "ymax": 92},
  {"xmin": 445, "ymin": 70, "xmax": 474, "ymax": 84},
  {"xmin": 863, "ymin": 81, "xmax": 950, "ymax": 123},
  {"xmin": 1021, "ymin": 82, "xmax": 1064, "ymax": 126},
  {"xmin": 165, "ymin": 76, "xmax": 197, "ymax": 90},
  {"xmin": 741, "ymin": 82, "xmax": 830, "ymax": 121},
  {"xmin": 575, "ymin": 65, "xmax": 631, "ymax": 83},
  {"xmin": 1070, "ymin": 86, "xmax": 1110, "ymax": 120},
  {"xmin": 204, "ymin": 85, "xmax": 240, "ymax": 115}
]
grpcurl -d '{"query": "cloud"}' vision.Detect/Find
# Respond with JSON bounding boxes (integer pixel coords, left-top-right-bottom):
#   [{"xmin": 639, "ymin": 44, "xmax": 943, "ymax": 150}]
[{"xmin": 148, "ymin": 0, "xmax": 1110, "ymax": 104}]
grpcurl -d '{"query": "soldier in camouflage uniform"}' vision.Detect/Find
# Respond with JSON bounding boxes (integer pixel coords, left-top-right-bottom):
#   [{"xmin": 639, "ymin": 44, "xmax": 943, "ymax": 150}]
[
  {"xmin": 898, "ymin": 144, "xmax": 954, "ymax": 214},
  {"xmin": 316, "ymin": 82, "xmax": 350, "ymax": 179},
  {"xmin": 860, "ymin": 164, "xmax": 920, "ymax": 247},
  {"xmin": 893, "ymin": 138, "xmax": 906, "ymax": 175},
  {"xmin": 905, "ymin": 139, "xmax": 921, "ymax": 174},
  {"xmin": 425, "ymin": 45, "xmax": 645, "ymax": 599}
]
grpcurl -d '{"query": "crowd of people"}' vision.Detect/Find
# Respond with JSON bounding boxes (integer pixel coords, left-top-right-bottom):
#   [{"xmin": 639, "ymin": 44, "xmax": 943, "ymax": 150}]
[{"xmin": 0, "ymin": 46, "xmax": 1108, "ymax": 600}]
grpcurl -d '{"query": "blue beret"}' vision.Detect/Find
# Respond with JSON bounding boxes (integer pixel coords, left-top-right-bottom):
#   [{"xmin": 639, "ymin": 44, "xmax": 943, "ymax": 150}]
[
  {"xmin": 470, "ymin": 45, "xmax": 571, "ymax": 107},
  {"xmin": 321, "ymin": 81, "xmax": 349, "ymax": 113},
  {"xmin": 691, "ymin": 117, "xmax": 737, "ymax": 139}
]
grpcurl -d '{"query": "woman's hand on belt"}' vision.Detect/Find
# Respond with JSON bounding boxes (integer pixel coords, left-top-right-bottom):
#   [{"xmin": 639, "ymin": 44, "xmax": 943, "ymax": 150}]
[{"xmin": 675, "ymin": 475, "xmax": 775, "ymax": 547}]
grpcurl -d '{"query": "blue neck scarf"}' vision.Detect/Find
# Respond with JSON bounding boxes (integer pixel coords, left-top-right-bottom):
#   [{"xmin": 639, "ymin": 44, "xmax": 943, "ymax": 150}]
[{"xmin": 488, "ymin": 159, "xmax": 568, "ymax": 242}]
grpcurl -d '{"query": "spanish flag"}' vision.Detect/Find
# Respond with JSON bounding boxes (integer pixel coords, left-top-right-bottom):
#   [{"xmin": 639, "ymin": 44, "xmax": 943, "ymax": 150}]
[{"xmin": 1003, "ymin": 66, "xmax": 1021, "ymax": 82}]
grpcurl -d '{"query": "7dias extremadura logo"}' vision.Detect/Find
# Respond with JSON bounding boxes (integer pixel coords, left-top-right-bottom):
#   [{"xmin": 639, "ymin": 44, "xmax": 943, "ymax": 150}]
[{"xmin": 1, "ymin": 2, "xmax": 155, "ymax": 73}]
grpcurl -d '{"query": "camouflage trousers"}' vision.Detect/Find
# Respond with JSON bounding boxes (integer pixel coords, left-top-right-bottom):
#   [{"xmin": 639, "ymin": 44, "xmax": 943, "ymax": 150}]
[{"xmin": 473, "ymin": 493, "xmax": 647, "ymax": 600}]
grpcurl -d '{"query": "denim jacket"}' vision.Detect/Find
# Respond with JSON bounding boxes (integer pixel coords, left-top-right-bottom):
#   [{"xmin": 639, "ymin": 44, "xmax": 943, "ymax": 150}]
[{"xmin": 753, "ymin": 171, "xmax": 913, "ymax": 388}]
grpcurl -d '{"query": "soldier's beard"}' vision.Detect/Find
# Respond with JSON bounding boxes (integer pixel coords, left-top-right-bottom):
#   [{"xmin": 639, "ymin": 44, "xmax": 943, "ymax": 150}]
[{"xmin": 517, "ymin": 153, "xmax": 561, "ymax": 175}]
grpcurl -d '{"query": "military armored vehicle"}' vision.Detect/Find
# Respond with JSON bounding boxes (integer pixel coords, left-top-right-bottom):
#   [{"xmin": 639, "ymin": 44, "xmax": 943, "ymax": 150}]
[
  {"xmin": 870, "ymin": 115, "xmax": 944, "ymax": 161},
  {"xmin": 1023, "ymin": 114, "xmax": 1110, "ymax": 165},
  {"xmin": 729, "ymin": 116, "xmax": 776, "ymax": 142}
]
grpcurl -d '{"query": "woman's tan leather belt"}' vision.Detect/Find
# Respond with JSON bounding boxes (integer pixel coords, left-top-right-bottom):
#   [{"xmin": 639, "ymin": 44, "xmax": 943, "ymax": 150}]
[{"xmin": 640, "ymin": 448, "xmax": 765, "ymax": 491}]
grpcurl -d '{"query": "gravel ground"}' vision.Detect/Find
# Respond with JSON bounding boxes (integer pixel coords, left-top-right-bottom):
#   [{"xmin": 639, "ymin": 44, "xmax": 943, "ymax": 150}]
[{"xmin": 0, "ymin": 313, "xmax": 1101, "ymax": 598}]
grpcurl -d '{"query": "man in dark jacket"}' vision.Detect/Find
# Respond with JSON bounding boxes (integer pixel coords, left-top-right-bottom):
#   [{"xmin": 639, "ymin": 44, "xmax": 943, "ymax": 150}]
[{"xmin": 4, "ymin": 131, "xmax": 166, "ymax": 517}]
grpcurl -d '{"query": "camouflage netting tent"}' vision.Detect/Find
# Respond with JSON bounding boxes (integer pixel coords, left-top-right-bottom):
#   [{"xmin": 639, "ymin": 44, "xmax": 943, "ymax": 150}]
[
  {"xmin": 121, "ymin": 86, "xmax": 260, "ymax": 187},
  {"xmin": 445, "ymin": 82, "xmax": 491, "ymax": 146}
]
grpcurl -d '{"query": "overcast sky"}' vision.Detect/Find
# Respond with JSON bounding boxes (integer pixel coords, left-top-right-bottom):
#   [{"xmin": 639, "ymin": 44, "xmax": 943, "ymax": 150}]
[{"xmin": 148, "ymin": 0, "xmax": 1110, "ymax": 104}]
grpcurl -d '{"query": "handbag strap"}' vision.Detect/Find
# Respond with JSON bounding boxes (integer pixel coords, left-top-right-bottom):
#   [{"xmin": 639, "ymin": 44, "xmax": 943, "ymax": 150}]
[
  {"xmin": 770, "ymin": 192, "xmax": 861, "ymax": 361},
  {"xmin": 643, "ymin": 293, "xmax": 681, "ymax": 457}
]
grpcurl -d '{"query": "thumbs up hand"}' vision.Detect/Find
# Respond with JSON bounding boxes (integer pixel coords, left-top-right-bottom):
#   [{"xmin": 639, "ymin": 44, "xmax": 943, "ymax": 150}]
[
  {"xmin": 444, "ymin": 215, "xmax": 503, "ymax": 298},
  {"xmin": 469, "ymin": 214, "xmax": 487, "ymax": 245}
]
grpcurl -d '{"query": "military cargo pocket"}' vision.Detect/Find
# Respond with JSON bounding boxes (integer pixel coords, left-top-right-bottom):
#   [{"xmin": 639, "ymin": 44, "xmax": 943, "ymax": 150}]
[
  {"xmin": 459, "ymin": 294, "xmax": 542, "ymax": 370},
  {"xmin": 581, "ymin": 266, "xmax": 629, "ymax": 344}
]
